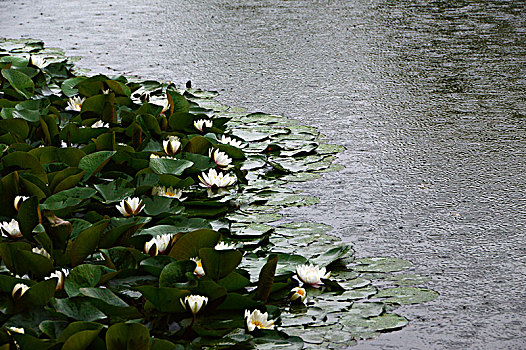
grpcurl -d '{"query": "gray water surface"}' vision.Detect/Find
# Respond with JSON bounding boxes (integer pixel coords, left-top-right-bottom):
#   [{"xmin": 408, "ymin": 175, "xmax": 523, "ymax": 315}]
[{"xmin": 1, "ymin": 0, "xmax": 526, "ymax": 348}]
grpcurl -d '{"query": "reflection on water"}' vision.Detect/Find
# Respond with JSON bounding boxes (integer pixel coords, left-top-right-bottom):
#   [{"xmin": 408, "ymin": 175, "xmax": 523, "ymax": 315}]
[{"xmin": 0, "ymin": 0, "xmax": 525, "ymax": 348}]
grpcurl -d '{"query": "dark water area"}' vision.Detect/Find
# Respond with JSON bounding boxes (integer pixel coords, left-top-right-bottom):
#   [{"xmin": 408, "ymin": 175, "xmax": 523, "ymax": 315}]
[{"xmin": 1, "ymin": 0, "xmax": 525, "ymax": 348}]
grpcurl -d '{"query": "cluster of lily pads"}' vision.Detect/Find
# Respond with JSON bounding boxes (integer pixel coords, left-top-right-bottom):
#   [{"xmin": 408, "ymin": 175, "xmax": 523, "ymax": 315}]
[{"xmin": 0, "ymin": 38, "xmax": 437, "ymax": 349}]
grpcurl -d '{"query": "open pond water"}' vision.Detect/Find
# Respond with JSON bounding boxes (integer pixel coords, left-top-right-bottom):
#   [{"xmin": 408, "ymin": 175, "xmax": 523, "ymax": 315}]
[{"xmin": 1, "ymin": 0, "xmax": 525, "ymax": 348}]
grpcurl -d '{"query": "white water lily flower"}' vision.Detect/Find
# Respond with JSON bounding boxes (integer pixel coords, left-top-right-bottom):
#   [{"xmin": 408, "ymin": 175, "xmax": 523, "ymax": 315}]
[
  {"xmin": 92, "ymin": 120, "xmax": 109, "ymax": 128},
  {"xmin": 7, "ymin": 327, "xmax": 24, "ymax": 334},
  {"xmin": 144, "ymin": 234, "xmax": 173, "ymax": 256},
  {"xmin": 180, "ymin": 295, "xmax": 208, "ymax": 315},
  {"xmin": 1, "ymin": 219, "xmax": 22, "ymax": 238},
  {"xmin": 13, "ymin": 195, "xmax": 29, "ymax": 211},
  {"xmin": 190, "ymin": 257, "xmax": 205, "ymax": 278},
  {"xmin": 115, "ymin": 197, "xmax": 144, "ymax": 217},
  {"xmin": 290, "ymin": 287, "xmax": 307, "ymax": 302},
  {"xmin": 209, "ymin": 148, "xmax": 232, "ymax": 168},
  {"xmin": 45, "ymin": 268, "xmax": 69, "ymax": 290},
  {"xmin": 198, "ymin": 168, "xmax": 237, "ymax": 188},
  {"xmin": 32, "ymin": 247, "xmax": 51, "ymax": 259},
  {"xmin": 163, "ymin": 135, "xmax": 181, "ymax": 156},
  {"xmin": 194, "ymin": 119, "xmax": 213, "ymax": 132},
  {"xmin": 150, "ymin": 154, "xmax": 176, "ymax": 160},
  {"xmin": 295, "ymin": 264, "xmax": 331, "ymax": 288},
  {"xmin": 152, "ymin": 186, "xmax": 186, "ymax": 201},
  {"xmin": 215, "ymin": 241, "xmax": 236, "ymax": 251},
  {"xmin": 220, "ymin": 135, "xmax": 245, "ymax": 148},
  {"xmin": 12, "ymin": 283, "xmax": 29, "ymax": 300},
  {"xmin": 66, "ymin": 96, "xmax": 85, "ymax": 112},
  {"xmin": 30, "ymin": 55, "xmax": 49, "ymax": 69},
  {"xmin": 244, "ymin": 309, "xmax": 275, "ymax": 332}
]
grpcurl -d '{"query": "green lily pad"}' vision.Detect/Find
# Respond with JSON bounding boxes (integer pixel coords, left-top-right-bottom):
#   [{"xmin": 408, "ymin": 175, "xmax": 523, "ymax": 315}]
[
  {"xmin": 375, "ymin": 287, "xmax": 439, "ymax": 305},
  {"xmin": 351, "ymin": 257, "xmax": 413, "ymax": 273}
]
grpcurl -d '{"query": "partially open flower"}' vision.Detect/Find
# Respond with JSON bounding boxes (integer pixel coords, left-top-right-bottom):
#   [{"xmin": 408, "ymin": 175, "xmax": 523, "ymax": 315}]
[
  {"xmin": 45, "ymin": 268, "xmax": 69, "ymax": 290},
  {"xmin": 290, "ymin": 287, "xmax": 307, "ymax": 303},
  {"xmin": 244, "ymin": 309, "xmax": 275, "ymax": 332},
  {"xmin": 30, "ymin": 55, "xmax": 49, "ymax": 69},
  {"xmin": 198, "ymin": 168, "xmax": 237, "ymax": 188},
  {"xmin": 66, "ymin": 96, "xmax": 85, "ymax": 112},
  {"xmin": 91, "ymin": 120, "xmax": 109, "ymax": 128},
  {"xmin": 163, "ymin": 135, "xmax": 181, "ymax": 156},
  {"xmin": 190, "ymin": 257, "xmax": 205, "ymax": 278},
  {"xmin": 1, "ymin": 219, "xmax": 22, "ymax": 238},
  {"xmin": 194, "ymin": 119, "xmax": 213, "ymax": 132},
  {"xmin": 144, "ymin": 234, "xmax": 173, "ymax": 256},
  {"xmin": 115, "ymin": 197, "xmax": 144, "ymax": 217},
  {"xmin": 215, "ymin": 241, "xmax": 236, "ymax": 251},
  {"xmin": 32, "ymin": 247, "xmax": 51, "ymax": 259},
  {"xmin": 12, "ymin": 283, "xmax": 29, "ymax": 300},
  {"xmin": 152, "ymin": 185, "xmax": 186, "ymax": 201},
  {"xmin": 209, "ymin": 148, "xmax": 232, "ymax": 168},
  {"xmin": 180, "ymin": 295, "xmax": 208, "ymax": 315},
  {"xmin": 295, "ymin": 264, "xmax": 331, "ymax": 288},
  {"xmin": 219, "ymin": 135, "xmax": 245, "ymax": 148},
  {"xmin": 13, "ymin": 196, "xmax": 29, "ymax": 211}
]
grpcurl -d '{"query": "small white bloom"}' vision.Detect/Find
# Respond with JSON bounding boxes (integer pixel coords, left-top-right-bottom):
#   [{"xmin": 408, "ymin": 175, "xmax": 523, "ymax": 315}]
[
  {"xmin": 220, "ymin": 135, "xmax": 245, "ymax": 148},
  {"xmin": 7, "ymin": 327, "xmax": 24, "ymax": 334},
  {"xmin": 190, "ymin": 257, "xmax": 205, "ymax": 278},
  {"xmin": 290, "ymin": 287, "xmax": 307, "ymax": 302},
  {"xmin": 144, "ymin": 234, "xmax": 173, "ymax": 256},
  {"xmin": 244, "ymin": 309, "xmax": 275, "ymax": 332},
  {"xmin": 180, "ymin": 294, "xmax": 208, "ymax": 315},
  {"xmin": 198, "ymin": 168, "xmax": 237, "ymax": 188},
  {"xmin": 1, "ymin": 219, "xmax": 22, "ymax": 238},
  {"xmin": 91, "ymin": 120, "xmax": 109, "ymax": 128},
  {"xmin": 209, "ymin": 148, "xmax": 232, "ymax": 168},
  {"xmin": 102, "ymin": 89, "xmax": 111, "ymax": 95},
  {"xmin": 295, "ymin": 264, "xmax": 331, "ymax": 288},
  {"xmin": 115, "ymin": 197, "xmax": 144, "ymax": 217},
  {"xmin": 45, "ymin": 268, "xmax": 69, "ymax": 290},
  {"xmin": 194, "ymin": 119, "xmax": 213, "ymax": 132},
  {"xmin": 32, "ymin": 247, "xmax": 51, "ymax": 259},
  {"xmin": 12, "ymin": 283, "xmax": 29, "ymax": 300},
  {"xmin": 163, "ymin": 135, "xmax": 181, "ymax": 156},
  {"xmin": 13, "ymin": 195, "xmax": 29, "ymax": 211},
  {"xmin": 66, "ymin": 96, "xmax": 85, "ymax": 112},
  {"xmin": 215, "ymin": 241, "xmax": 236, "ymax": 251},
  {"xmin": 30, "ymin": 55, "xmax": 49, "ymax": 69},
  {"xmin": 152, "ymin": 186, "xmax": 186, "ymax": 201}
]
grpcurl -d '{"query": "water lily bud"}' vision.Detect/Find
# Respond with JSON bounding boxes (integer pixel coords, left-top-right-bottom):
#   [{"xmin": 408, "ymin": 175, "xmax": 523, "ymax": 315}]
[
  {"xmin": 180, "ymin": 295, "xmax": 208, "ymax": 315},
  {"xmin": 163, "ymin": 136, "xmax": 181, "ymax": 156},
  {"xmin": 194, "ymin": 119, "xmax": 213, "ymax": 132},
  {"xmin": 190, "ymin": 257, "xmax": 205, "ymax": 278},
  {"xmin": 290, "ymin": 287, "xmax": 307, "ymax": 303},
  {"xmin": 12, "ymin": 283, "xmax": 29, "ymax": 300},
  {"xmin": 244, "ymin": 309, "xmax": 275, "ymax": 332},
  {"xmin": 13, "ymin": 196, "xmax": 29, "ymax": 211},
  {"xmin": 144, "ymin": 234, "xmax": 173, "ymax": 256},
  {"xmin": 45, "ymin": 268, "xmax": 69, "ymax": 290}
]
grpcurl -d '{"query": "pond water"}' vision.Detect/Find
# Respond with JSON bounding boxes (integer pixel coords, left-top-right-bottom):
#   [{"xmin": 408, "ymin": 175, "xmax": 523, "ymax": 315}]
[{"xmin": 1, "ymin": 0, "xmax": 525, "ymax": 348}]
